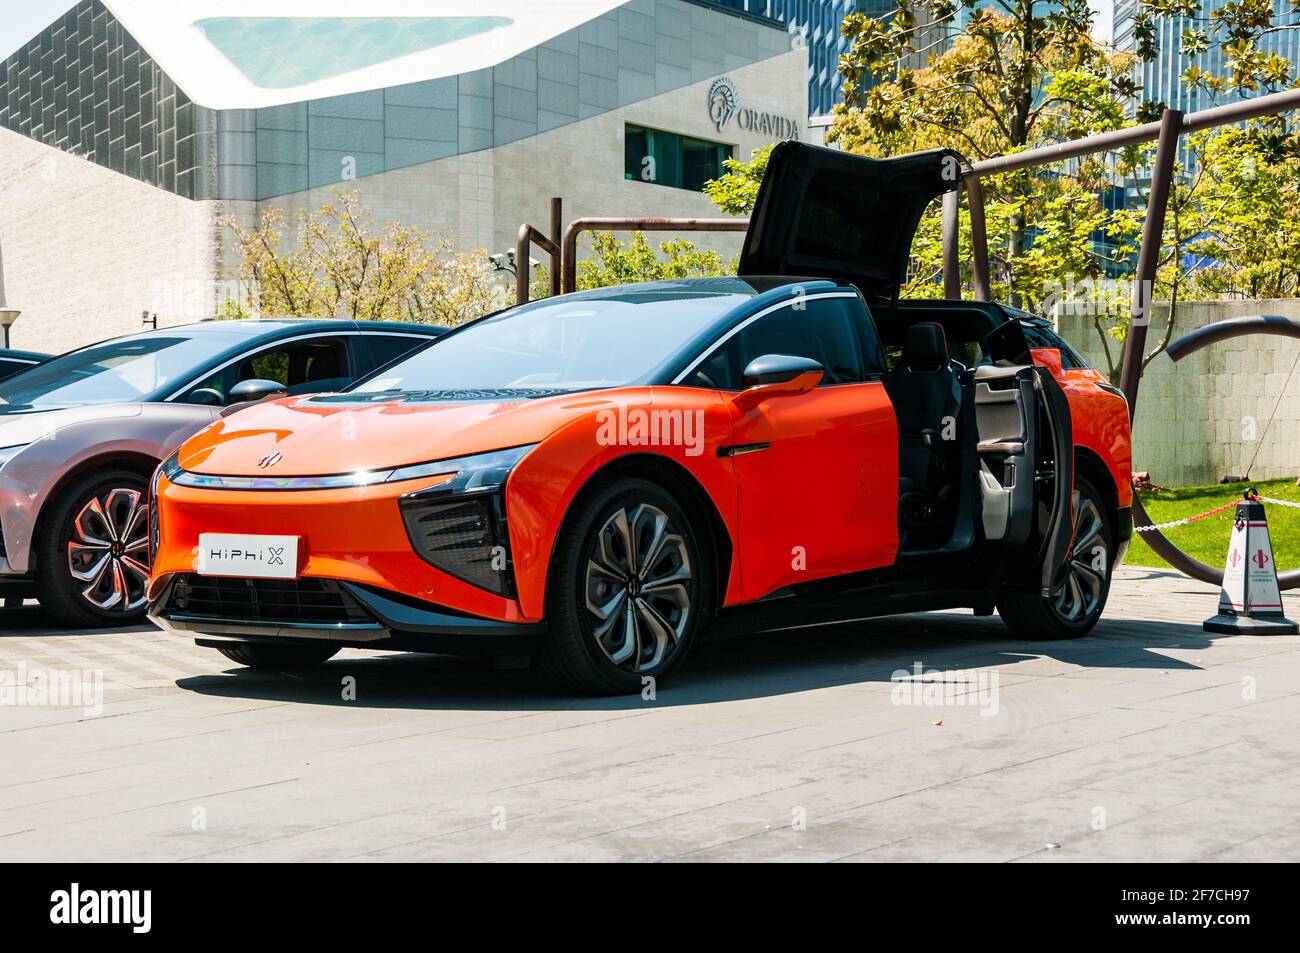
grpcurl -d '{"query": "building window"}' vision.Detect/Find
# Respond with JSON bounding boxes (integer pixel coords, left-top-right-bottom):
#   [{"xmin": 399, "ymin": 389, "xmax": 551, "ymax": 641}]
[{"xmin": 624, "ymin": 125, "xmax": 732, "ymax": 192}]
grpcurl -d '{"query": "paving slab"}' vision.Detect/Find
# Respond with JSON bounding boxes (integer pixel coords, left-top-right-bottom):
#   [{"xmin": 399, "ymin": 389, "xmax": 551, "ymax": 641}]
[{"xmin": 1, "ymin": 567, "xmax": 1298, "ymax": 862}]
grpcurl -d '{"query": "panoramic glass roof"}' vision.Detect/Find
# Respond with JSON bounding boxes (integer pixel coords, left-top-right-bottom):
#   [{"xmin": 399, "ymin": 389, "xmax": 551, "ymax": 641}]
[{"xmin": 194, "ymin": 16, "xmax": 514, "ymax": 89}]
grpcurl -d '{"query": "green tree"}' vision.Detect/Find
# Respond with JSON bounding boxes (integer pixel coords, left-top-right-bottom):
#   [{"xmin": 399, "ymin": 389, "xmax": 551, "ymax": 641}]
[
  {"xmin": 528, "ymin": 232, "xmax": 736, "ymax": 300},
  {"xmin": 1135, "ymin": 0, "xmax": 1299, "ymax": 102},
  {"xmin": 1185, "ymin": 128, "xmax": 1300, "ymax": 300},
  {"xmin": 703, "ymin": 0, "xmax": 1300, "ymax": 381},
  {"xmin": 833, "ymin": 0, "xmax": 1136, "ymax": 289},
  {"xmin": 220, "ymin": 190, "xmax": 509, "ymax": 324},
  {"xmin": 703, "ymin": 145, "xmax": 772, "ymax": 215}
]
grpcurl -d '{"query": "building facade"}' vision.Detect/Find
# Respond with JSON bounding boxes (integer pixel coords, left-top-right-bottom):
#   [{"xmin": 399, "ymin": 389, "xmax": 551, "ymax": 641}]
[
  {"xmin": 704, "ymin": 1, "xmax": 899, "ymax": 115},
  {"xmin": 0, "ymin": 0, "xmax": 806, "ymax": 352},
  {"xmin": 1114, "ymin": 0, "xmax": 1300, "ymax": 117}
]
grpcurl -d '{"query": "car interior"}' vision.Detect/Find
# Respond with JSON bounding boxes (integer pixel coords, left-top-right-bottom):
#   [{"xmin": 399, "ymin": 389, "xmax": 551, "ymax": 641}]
[
  {"xmin": 885, "ymin": 321, "xmax": 964, "ymax": 548},
  {"xmin": 183, "ymin": 340, "xmax": 351, "ymax": 405},
  {"xmin": 874, "ymin": 301, "xmax": 1057, "ymax": 557}
]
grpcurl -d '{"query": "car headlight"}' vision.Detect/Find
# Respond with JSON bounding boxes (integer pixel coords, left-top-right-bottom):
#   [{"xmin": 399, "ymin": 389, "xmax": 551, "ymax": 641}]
[
  {"xmin": 149, "ymin": 454, "xmax": 174, "ymax": 562},
  {"xmin": 0, "ymin": 445, "xmax": 28, "ymax": 470},
  {"xmin": 395, "ymin": 445, "xmax": 536, "ymax": 596}
]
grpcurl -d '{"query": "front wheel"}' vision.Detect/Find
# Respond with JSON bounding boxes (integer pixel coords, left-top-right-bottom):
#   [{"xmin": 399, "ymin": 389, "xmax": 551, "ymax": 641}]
[
  {"xmin": 540, "ymin": 478, "xmax": 713, "ymax": 695},
  {"xmin": 35, "ymin": 469, "xmax": 152, "ymax": 629},
  {"xmin": 997, "ymin": 475, "xmax": 1115, "ymax": 640}
]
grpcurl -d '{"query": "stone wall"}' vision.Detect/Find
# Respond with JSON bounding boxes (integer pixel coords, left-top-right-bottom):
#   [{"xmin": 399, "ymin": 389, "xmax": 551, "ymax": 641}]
[
  {"xmin": 1057, "ymin": 299, "xmax": 1300, "ymax": 487},
  {"xmin": 0, "ymin": 126, "xmax": 232, "ymax": 354}
]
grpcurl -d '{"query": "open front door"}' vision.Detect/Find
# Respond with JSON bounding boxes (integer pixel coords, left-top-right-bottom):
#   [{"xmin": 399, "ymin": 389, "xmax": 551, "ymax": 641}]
[{"xmin": 976, "ymin": 322, "xmax": 1075, "ymax": 594}]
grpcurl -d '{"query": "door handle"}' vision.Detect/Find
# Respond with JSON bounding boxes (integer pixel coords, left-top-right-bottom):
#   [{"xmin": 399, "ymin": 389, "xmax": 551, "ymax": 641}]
[{"xmin": 717, "ymin": 442, "xmax": 771, "ymax": 458}]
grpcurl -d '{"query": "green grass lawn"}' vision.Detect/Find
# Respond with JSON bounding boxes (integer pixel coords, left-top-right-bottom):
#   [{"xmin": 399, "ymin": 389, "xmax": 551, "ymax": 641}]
[{"xmin": 1125, "ymin": 475, "xmax": 1300, "ymax": 569}]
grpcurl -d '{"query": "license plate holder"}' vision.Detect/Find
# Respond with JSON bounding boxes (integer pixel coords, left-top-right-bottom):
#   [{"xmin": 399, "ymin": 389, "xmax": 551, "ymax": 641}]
[{"xmin": 197, "ymin": 534, "xmax": 300, "ymax": 579}]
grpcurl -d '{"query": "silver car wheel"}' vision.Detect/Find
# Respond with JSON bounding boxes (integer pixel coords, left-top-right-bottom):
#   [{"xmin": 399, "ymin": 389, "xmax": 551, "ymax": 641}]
[
  {"xmin": 584, "ymin": 503, "xmax": 692, "ymax": 673},
  {"xmin": 1051, "ymin": 491, "xmax": 1108, "ymax": 623},
  {"xmin": 67, "ymin": 487, "xmax": 150, "ymax": 613}
]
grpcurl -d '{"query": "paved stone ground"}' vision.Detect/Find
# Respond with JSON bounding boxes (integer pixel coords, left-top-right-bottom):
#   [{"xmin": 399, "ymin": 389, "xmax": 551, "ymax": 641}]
[{"xmin": 1, "ymin": 566, "xmax": 1298, "ymax": 863}]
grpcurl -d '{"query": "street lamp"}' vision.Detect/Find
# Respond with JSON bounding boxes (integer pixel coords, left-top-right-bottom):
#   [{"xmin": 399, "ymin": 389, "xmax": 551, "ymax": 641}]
[{"xmin": 0, "ymin": 308, "xmax": 19, "ymax": 349}]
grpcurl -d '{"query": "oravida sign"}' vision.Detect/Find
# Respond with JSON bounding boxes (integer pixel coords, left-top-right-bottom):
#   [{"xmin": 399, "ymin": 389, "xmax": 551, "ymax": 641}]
[{"xmin": 709, "ymin": 76, "xmax": 801, "ymax": 141}]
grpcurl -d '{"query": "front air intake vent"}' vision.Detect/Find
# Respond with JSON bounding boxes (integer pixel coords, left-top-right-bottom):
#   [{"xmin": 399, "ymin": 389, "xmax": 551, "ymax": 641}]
[
  {"xmin": 399, "ymin": 494, "xmax": 515, "ymax": 596},
  {"xmin": 170, "ymin": 575, "xmax": 372, "ymax": 625}
]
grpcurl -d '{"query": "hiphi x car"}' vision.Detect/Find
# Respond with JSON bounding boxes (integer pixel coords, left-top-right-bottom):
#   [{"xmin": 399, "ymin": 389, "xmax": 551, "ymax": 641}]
[
  {"xmin": 0, "ymin": 319, "xmax": 443, "ymax": 625},
  {"xmin": 149, "ymin": 142, "xmax": 1133, "ymax": 694}
]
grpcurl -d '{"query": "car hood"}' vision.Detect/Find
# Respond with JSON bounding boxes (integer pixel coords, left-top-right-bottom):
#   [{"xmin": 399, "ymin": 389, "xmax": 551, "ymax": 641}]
[
  {"xmin": 176, "ymin": 390, "xmax": 638, "ymax": 476},
  {"xmin": 0, "ymin": 403, "xmax": 142, "ymax": 446}
]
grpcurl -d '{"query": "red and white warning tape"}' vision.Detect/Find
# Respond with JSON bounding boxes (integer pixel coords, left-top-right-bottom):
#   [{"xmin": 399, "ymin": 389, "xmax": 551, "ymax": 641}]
[
  {"xmin": 1133, "ymin": 492, "xmax": 1300, "ymax": 533},
  {"xmin": 1256, "ymin": 495, "xmax": 1300, "ymax": 510},
  {"xmin": 1133, "ymin": 499, "xmax": 1242, "ymax": 533}
]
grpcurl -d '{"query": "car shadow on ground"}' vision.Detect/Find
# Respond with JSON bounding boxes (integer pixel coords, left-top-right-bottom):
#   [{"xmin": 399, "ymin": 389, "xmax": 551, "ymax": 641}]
[
  {"xmin": 0, "ymin": 603, "xmax": 155, "ymax": 637},
  {"xmin": 171, "ymin": 609, "xmax": 1218, "ymax": 712}
]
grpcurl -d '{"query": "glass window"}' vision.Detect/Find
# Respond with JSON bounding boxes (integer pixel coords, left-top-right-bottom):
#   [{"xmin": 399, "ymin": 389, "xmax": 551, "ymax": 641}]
[
  {"xmin": 178, "ymin": 338, "xmax": 350, "ymax": 406},
  {"xmin": 193, "ymin": 17, "xmax": 513, "ymax": 90},
  {"xmin": 0, "ymin": 334, "xmax": 241, "ymax": 409},
  {"xmin": 0, "ymin": 359, "xmax": 33, "ymax": 381},
  {"xmin": 362, "ymin": 334, "xmax": 433, "ymax": 373},
  {"xmin": 347, "ymin": 291, "xmax": 752, "ymax": 397},
  {"xmin": 624, "ymin": 124, "xmax": 732, "ymax": 192},
  {"xmin": 684, "ymin": 297, "xmax": 871, "ymax": 390}
]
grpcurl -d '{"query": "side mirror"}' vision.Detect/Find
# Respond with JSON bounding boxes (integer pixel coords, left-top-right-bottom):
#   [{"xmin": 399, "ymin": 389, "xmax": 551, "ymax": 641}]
[
  {"xmin": 227, "ymin": 378, "xmax": 289, "ymax": 405},
  {"xmin": 735, "ymin": 354, "xmax": 823, "ymax": 408}
]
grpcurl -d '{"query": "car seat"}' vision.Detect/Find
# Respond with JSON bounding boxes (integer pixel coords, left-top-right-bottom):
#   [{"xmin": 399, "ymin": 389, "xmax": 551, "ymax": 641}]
[{"xmin": 886, "ymin": 322, "xmax": 962, "ymax": 546}]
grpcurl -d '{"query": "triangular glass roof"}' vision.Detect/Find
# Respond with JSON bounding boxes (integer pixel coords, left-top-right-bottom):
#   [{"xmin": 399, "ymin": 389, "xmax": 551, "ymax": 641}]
[{"xmin": 195, "ymin": 16, "xmax": 513, "ymax": 89}]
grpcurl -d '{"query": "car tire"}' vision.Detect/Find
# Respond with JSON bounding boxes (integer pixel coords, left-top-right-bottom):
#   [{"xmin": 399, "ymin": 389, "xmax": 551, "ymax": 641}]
[
  {"xmin": 215, "ymin": 643, "xmax": 340, "ymax": 669},
  {"xmin": 540, "ymin": 477, "xmax": 714, "ymax": 695},
  {"xmin": 997, "ymin": 474, "xmax": 1115, "ymax": 640},
  {"xmin": 35, "ymin": 468, "xmax": 153, "ymax": 629}
]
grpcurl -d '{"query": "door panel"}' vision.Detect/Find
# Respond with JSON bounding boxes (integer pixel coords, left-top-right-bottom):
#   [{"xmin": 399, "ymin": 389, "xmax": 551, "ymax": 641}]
[
  {"xmin": 729, "ymin": 382, "xmax": 898, "ymax": 602},
  {"xmin": 973, "ymin": 364, "xmax": 1037, "ymax": 546}
]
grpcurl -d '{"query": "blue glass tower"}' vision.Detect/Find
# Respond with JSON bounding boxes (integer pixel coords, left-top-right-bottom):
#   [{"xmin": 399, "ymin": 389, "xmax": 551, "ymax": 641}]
[
  {"xmin": 1114, "ymin": 0, "xmax": 1300, "ymax": 115},
  {"xmin": 698, "ymin": 1, "xmax": 899, "ymax": 115}
]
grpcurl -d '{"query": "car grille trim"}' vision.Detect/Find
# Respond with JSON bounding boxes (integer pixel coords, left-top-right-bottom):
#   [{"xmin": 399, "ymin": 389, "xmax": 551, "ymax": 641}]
[{"xmin": 169, "ymin": 575, "xmax": 374, "ymax": 625}]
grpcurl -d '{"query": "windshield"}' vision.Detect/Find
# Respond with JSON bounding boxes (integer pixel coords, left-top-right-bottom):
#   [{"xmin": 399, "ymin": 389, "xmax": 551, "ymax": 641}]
[
  {"xmin": 350, "ymin": 290, "xmax": 751, "ymax": 396},
  {"xmin": 0, "ymin": 334, "xmax": 237, "ymax": 408}
]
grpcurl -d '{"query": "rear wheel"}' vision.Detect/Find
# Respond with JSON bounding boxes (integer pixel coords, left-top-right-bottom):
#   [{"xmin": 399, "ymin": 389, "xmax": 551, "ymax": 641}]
[
  {"xmin": 35, "ymin": 469, "xmax": 152, "ymax": 629},
  {"xmin": 215, "ymin": 643, "xmax": 339, "ymax": 669},
  {"xmin": 540, "ymin": 478, "xmax": 713, "ymax": 695},
  {"xmin": 998, "ymin": 475, "xmax": 1115, "ymax": 640}
]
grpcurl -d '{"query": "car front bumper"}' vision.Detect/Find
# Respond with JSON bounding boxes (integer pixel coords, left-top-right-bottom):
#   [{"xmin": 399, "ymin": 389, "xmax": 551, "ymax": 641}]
[
  {"xmin": 150, "ymin": 470, "xmax": 538, "ymax": 624},
  {"xmin": 148, "ymin": 575, "xmax": 545, "ymax": 656}
]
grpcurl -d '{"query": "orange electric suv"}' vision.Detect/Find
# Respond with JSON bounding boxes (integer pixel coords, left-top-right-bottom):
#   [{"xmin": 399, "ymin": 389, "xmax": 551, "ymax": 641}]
[{"xmin": 148, "ymin": 143, "xmax": 1132, "ymax": 694}]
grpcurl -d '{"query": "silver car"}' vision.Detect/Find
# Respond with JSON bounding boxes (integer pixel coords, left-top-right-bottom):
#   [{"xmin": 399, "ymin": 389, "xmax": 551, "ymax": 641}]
[{"xmin": 0, "ymin": 319, "xmax": 444, "ymax": 627}]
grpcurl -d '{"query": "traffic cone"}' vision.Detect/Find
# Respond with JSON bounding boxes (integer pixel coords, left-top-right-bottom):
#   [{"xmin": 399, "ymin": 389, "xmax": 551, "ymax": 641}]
[{"xmin": 1204, "ymin": 491, "xmax": 1298, "ymax": 634}]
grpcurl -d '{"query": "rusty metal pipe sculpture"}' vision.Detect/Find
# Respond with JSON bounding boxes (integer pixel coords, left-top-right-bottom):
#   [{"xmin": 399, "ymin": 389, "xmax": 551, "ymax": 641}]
[
  {"xmin": 514, "ymin": 197, "xmax": 563, "ymax": 305},
  {"xmin": 1136, "ymin": 315, "xmax": 1300, "ymax": 589},
  {"xmin": 561, "ymin": 217, "xmax": 749, "ymax": 295}
]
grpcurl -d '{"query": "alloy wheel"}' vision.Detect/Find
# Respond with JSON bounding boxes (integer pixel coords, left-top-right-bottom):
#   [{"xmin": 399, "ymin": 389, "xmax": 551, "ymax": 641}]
[
  {"xmin": 1051, "ymin": 491, "xmax": 1108, "ymax": 623},
  {"xmin": 584, "ymin": 503, "xmax": 693, "ymax": 673},
  {"xmin": 66, "ymin": 487, "xmax": 150, "ymax": 614}
]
